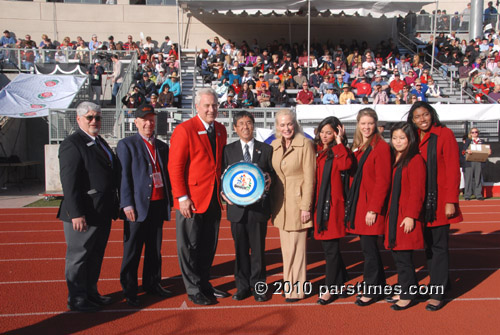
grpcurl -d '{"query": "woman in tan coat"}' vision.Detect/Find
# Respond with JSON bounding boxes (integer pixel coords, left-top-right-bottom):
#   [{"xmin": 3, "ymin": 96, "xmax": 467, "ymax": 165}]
[{"xmin": 271, "ymin": 109, "xmax": 315, "ymax": 302}]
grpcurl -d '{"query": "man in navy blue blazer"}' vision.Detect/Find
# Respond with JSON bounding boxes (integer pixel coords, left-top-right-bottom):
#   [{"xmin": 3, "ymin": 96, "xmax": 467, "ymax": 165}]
[{"xmin": 116, "ymin": 105, "xmax": 173, "ymax": 306}]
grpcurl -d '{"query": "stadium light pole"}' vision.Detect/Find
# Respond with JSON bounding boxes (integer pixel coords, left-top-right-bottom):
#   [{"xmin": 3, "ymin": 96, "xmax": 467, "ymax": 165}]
[{"xmin": 430, "ymin": 0, "xmax": 438, "ymax": 74}]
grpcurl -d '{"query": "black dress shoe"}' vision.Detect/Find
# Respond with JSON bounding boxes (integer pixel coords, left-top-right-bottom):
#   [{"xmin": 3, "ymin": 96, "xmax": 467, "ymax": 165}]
[
  {"xmin": 477, "ymin": 197, "xmax": 485, "ymax": 201},
  {"xmin": 385, "ymin": 296, "xmax": 399, "ymax": 304},
  {"xmin": 253, "ymin": 292, "xmax": 268, "ymax": 302},
  {"xmin": 232, "ymin": 290, "xmax": 251, "ymax": 301},
  {"xmin": 211, "ymin": 287, "xmax": 231, "ymax": 298},
  {"xmin": 285, "ymin": 298, "xmax": 301, "ymax": 303},
  {"xmin": 354, "ymin": 296, "xmax": 378, "ymax": 307},
  {"xmin": 317, "ymin": 295, "xmax": 336, "ymax": 305},
  {"xmin": 390, "ymin": 300, "xmax": 417, "ymax": 311},
  {"xmin": 67, "ymin": 298, "xmax": 101, "ymax": 312},
  {"xmin": 125, "ymin": 296, "xmax": 139, "ymax": 307},
  {"xmin": 145, "ymin": 284, "xmax": 173, "ymax": 297},
  {"xmin": 88, "ymin": 294, "xmax": 113, "ymax": 306},
  {"xmin": 188, "ymin": 292, "xmax": 216, "ymax": 305},
  {"xmin": 426, "ymin": 300, "xmax": 445, "ymax": 311}
]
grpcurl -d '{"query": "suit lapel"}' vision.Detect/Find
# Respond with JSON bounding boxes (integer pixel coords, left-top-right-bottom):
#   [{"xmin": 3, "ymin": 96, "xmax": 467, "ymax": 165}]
[
  {"xmin": 77, "ymin": 129, "xmax": 110, "ymax": 166},
  {"xmin": 252, "ymin": 140, "xmax": 261, "ymax": 164},
  {"xmin": 134, "ymin": 133, "xmax": 152, "ymax": 170},
  {"xmin": 194, "ymin": 117, "xmax": 215, "ymax": 164}
]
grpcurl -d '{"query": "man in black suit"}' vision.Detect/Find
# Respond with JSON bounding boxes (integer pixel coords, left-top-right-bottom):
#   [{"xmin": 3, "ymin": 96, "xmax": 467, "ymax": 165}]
[
  {"xmin": 221, "ymin": 110, "xmax": 273, "ymax": 302},
  {"xmin": 116, "ymin": 105, "xmax": 173, "ymax": 306},
  {"xmin": 57, "ymin": 101, "xmax": 120, "ymax": 312}
]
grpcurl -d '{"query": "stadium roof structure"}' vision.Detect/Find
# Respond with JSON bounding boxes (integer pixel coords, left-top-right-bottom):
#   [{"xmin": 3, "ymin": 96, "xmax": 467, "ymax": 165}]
[{"xmin": 178, "ymin": 0, "xmax": 435, "ymax": 18}]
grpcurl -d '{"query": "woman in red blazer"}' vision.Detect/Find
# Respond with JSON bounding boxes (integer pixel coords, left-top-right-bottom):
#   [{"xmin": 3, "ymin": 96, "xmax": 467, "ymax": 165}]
[
  {"xmin": 407, "ymin": 101, "xmax": 463, "ymax": 311},
  {"xmin": 345, "ymin": 108, "xmax": 392, "ymax": 306},
  {"xmin": 313, "ymin": 117, "xmax": 353, "ymax": 305},
  {"xmin": 384, "ymin": 122, "xmax": 426, "ymax": 311}
]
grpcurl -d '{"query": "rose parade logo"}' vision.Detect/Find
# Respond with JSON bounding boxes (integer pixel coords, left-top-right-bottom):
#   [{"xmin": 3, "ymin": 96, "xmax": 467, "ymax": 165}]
[
  {"xmin": 44, "ymin": 79, "xmax": 60, "ymax": 87},
  {"xmin": 233, "ymin": 172, "xmax": 254, "ymax": 194},
  {"xmin": 37, "ymin": 92, "xmax": 54, "ymax": 99}
]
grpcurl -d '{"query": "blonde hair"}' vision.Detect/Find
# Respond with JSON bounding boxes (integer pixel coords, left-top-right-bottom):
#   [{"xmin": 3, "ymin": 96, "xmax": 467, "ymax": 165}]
[
  {"xmin": 468, "ymin": 127, "xmax": 479, "ymax": 139},
  {"xmin": 351, "ymin": 108, "xmax": 382, "ymax": 151},
  {"xmin": 274, "ymin": 109, "xmax": 302, "ymax": 139}
]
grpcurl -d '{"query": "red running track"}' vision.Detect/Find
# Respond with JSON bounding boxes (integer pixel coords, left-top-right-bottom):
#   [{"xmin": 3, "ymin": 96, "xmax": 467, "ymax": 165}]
[{"xmin": 0, "ymin": 201, "xmax": 499, "ymax": 334}]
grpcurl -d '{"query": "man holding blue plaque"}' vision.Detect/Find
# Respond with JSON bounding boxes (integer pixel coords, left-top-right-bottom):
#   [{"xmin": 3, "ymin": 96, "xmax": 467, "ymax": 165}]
[{"xmin": 221, "ymin": 110, "xmax": 273, "ymax": 302}]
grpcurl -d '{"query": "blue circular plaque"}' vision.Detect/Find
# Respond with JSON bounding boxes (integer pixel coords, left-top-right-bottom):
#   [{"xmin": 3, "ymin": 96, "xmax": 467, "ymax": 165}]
[{"xmin": 222, "ymin": 161, "xmax": 266, "ymax": 206}]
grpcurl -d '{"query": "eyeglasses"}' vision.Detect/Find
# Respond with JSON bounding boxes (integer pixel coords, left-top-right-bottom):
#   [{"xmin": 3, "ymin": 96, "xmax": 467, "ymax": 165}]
[
  {"xmin": 84, "ymin": 115, "xmax": 101, "ymax": 121},
  {"xmin": 471, "ymin": 131, "xmax": 479, "ymax": 134}
]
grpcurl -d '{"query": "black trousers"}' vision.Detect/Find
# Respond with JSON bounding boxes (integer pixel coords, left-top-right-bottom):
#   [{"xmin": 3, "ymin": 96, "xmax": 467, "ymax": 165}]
[
  {"xmin": 230, "ymin": 212, "xmax": 267, "ymax": 293},
  {"xmin": 176, "ymin": 187, "xmax": 221, "ymax": 295},
  {"xmin": 120, "ymin": 200, "xmax": 166, "ymax": 298},
  {"xmin": 424, "ymin": 224, "xmax": 449, "ymax": 300},
  {"xmin": 63, "ymin": 219, "xmax": 111, "ymax": 300},
  {"xmin": 359, "ymin": 235, "xmax": 386, "ymax": 298},
  {"xmin": 392, "ymin": 250, "xmax": 417, "ymax": 300},
  {"xmin": 321, "ymin": 239, "xmax": 348, "ymax": 288}
]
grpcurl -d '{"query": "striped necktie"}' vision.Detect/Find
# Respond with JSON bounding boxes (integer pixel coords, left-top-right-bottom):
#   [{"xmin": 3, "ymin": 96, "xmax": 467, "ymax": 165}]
[{"xmin": 244, "ymin": 144, "xmax": 251, "ymax": 162}]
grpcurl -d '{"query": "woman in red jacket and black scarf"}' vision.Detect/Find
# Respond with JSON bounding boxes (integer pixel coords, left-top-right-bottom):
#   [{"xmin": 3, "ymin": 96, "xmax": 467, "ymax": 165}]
[
  {"xmin": 345, "ymin": 108, "xmax": 392, "ymax": 307},
  {"xmin": 384, "ymin": 122, "xmax": 426, "ymax": 311},
  {"xmin": 407, "ymin": 102, "xmax": 463, "ymax": 311},
  {"xmin": 313, "ymin": 117, "xmax": 353, "ymax": 305}
]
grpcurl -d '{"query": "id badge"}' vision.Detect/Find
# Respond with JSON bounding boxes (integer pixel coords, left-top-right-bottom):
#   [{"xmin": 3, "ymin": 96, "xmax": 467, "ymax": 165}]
[
  {"xmin": 94, "ymin": 74, "xmax": 99, "ymax": 80},
  {"xmin": 152, "ymin": 172, "xmax": 164, "ymax": 188}
]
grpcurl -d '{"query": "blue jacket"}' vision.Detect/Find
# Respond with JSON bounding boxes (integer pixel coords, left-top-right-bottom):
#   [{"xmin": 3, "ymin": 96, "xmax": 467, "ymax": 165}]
[{"xmin": 117, "ymin": 133, "xmax": 172, "ymax": 223}]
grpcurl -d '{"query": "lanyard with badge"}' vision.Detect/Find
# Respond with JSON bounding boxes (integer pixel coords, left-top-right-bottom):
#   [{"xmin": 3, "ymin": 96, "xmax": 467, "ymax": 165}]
[{"xmin": 145, "ymin": 141, "xmax": 164, "ymax": 188}]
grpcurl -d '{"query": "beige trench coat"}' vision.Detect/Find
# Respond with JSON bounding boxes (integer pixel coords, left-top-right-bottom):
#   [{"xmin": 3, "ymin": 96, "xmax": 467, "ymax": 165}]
[{"xmin": 271, "ymin": 133, "xmax": 316, "ymax": 231}]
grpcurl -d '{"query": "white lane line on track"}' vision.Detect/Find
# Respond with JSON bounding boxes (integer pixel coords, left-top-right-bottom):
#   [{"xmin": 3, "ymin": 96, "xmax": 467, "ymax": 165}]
[
  {"xmin": 1, "ymin": 247, "xmax": 499, "ymax": 262},
  {"xmin": 1, "ymin": 297, "xmax": 500, "ymax": 317},
  {"xmin": 1, "ymin": 268, "xmax": 499, "ymax": 285}
]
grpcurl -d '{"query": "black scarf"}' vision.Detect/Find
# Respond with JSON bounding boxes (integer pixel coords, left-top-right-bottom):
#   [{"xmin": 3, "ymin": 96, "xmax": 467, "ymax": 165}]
[
  {"xmin": 424, "ymin": 133, "xmax": 438, "ymax": 224},
  {"xmin": 344, "ymin": 145, "xmax": 373, "ymax": 229},
  {"xmin": 316, "ymin": 154, "xmax": 333, "ymax": 234},
  {"xmin": 388, "ymin": 166, "xmax": 403, "ymax": 249}
]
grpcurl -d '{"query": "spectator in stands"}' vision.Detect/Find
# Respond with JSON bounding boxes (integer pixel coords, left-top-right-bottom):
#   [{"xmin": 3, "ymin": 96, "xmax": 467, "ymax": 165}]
[
  {"xmin": 273, "ymin": 84, "xmax": 289, "ymax": 107},
  {"xmin": 322, "ymin": 84, "xmax": 338, "ymax": 105},
  {"xmin": 149, "ymin": 93, "xmax": 162, "ymax": 108},
  {"xmin": 75, "ymin": 38, "xmax": 89, "ymax": 63},
  {"xmin": 89, "ymin": 34, "xmax": 103, "ymax": 51},
  {"xmin": 362, "ymin": 52, "xmax": 376, "ymax": 76},
  {"xmin": 484, "ymin": 1, "xmax": 498, "ymax": 28},
  {"xmin": 352, "ymin": 77, "xmax": 372, "ymax": 98},
  {"xmin": 488, "ymin": 84, "xmax": 500, "ymax": 102},
  {"xmin": 411, "ymin": 79, "xmax": 428, "ymax": 102},
  {"xmin": 160, "ymin": 36, "xmax": 172, "ymax": 54},
  {"xmin": 110, "ymin": 54, "xmax": 124, "ymax": 105},
  {"xmin": 293, "ymin": 68, "xmax": 308, "ymax": 87},
  {"xmin": 281, "ymin": 68, "xmax": 295, "ymax": 89},
  {"xmin": 318, "ymin": 75, "xmax": 331, "ymax": 98},
  {"xmin": 88, "ymin": 59, "xmax": 105, "ymax": 105},
  {"xmin": 228, "ymin": 68, "xmax": 241, "ymax": 85},
  {"xmin": 237, "ymin": 82, "xmax": 256, "ymax": 108},
  {"xmin": 219, "ymin": 92, "xmax": 238, "ymax": 110},
  {"xmin": 269, "ymin": 75, "xmax": 281, "ymax": 99},
  {"xmin": 309, "ymin": 68, "xmax": 323, "ymax": 91},
  {"xmin": 122, "ymin": 85, "xmax": 145, "ymax": 109},
  {"xmin": 296, "ymin": 83, "xmax": 314, "ymax": 105},
  {"xmin": 0, "ymin": 30, "xmax": 17, "ymax": 62},
  {"xmin": 371, "ymin": 84, "xmax": 389, "ymax": 104},
  {"xmin": 371, "ymin": 74, "xmax": 389, "ymax": 92},
  {"xmin": 389, "ymin": 73, "xmax": 405, "ymax": 97},
  {"xmin": 155, "ymin": 69, "xmax": 168, "ymax": 89},
  {"xmin": 255, "ymin": 73, "xmax": 269, "ymax": 90},
  {"xmin": 231, "ymin": 78, "xmax": 242, "ymax": 95},
  {"xmin": 459, "ymin": 58, "xmax": 473, "ymax": 88},
  {"xmin": 426, "ymin": 77, "xmax": 443, "ymax": 98},
  {"xmin": 397, "ymin": 56, "xmax": 411, "ymax": 76},
  {"xmin": 339, "ymin": 84, "xmax": 355, "ymax": 105},
  {"xmin": 257, "ymin": 83, "xmax": 272, "ymax": 107},
  {"xmin": 461, "ymin": 3, "xmax": 471, "ymax": 31},
  {"xmin": 159, "ymin": 72, "xmax": 180, "ymax": 106},
  {"xmin": 137, "ymin": 72, "xmax": 156, "ymax": 100},
  {"xmin": 405, "ymin": 69, "xmax": 418, "ymax": 86},
  {"xmin": 158, "ymin": 84, "xmax": 174, "ymax": 107},
  {"xmin": 410, "ymin": 94, "xmax": 418, "ymax": 104}
]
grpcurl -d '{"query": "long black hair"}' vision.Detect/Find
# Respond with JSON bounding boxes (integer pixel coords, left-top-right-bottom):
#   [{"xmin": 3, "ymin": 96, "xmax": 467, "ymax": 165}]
[
  {"xmin": 314, "ymin": 116, "xmax": 347, "ymax": 159},
  {"xmin": 390, "ymin": 122, "xmax": 419, "ymax": 168},
  {"xmin": 406, "ymin": 101, "xmax": 443, "ymax": 131}
]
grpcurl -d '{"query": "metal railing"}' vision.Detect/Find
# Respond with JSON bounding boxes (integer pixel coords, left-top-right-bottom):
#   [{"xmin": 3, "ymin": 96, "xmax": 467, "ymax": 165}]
[{"xmin": 115, "ymin": 52, "xmax": 138, "ymax": 119}]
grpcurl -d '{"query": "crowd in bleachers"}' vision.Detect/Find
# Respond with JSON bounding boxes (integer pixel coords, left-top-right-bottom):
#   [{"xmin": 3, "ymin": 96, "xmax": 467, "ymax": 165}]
[{"xmin": 3, "ymin": 13, "xmax": 500, "ymax": 107}]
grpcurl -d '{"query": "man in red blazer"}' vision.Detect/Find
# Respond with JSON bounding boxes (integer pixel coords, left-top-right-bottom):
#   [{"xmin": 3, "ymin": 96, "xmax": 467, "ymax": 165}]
[{"xmin": 168, "ymin": 88, "xmax": 229, "ymax": 305}]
